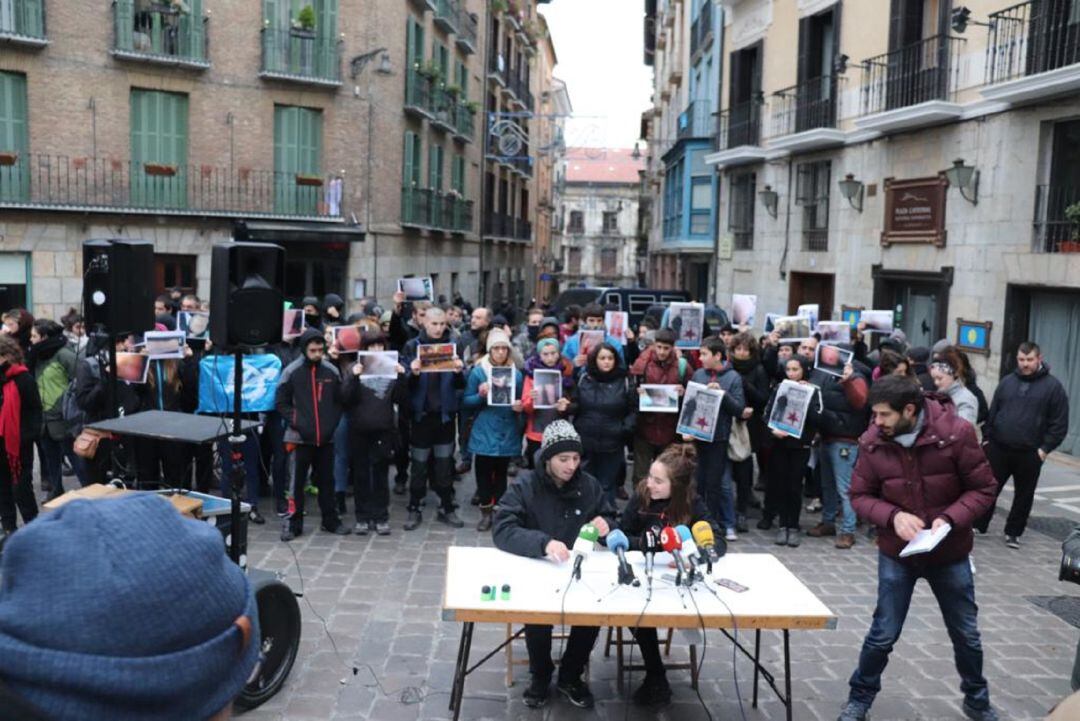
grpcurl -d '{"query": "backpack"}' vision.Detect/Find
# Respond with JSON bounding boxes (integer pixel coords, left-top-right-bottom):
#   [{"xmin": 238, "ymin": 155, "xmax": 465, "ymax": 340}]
[{"xmin": 61, "ymin": 357, "xmax": 99, "ymax": 437}]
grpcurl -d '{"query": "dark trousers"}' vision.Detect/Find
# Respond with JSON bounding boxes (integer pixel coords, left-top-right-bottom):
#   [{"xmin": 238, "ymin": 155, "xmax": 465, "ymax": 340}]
[
  {"xmin": 474, "ymin": 455, "xmax": 510, "ymax": 506},
  {"xmin": 134, "ymin": 437, "xmax": 187, "ymax": 489},
  {"xmin": 262, "ymin": 412, "xmax": 289, "ymax": 512},
  {"xmin": 352, "ymin": 431, "xmax": 390, "ymax": 523},
  {"xmin": 38, "ymin": 435, "xmax": 84, "ymax": 496},
  {"xmin": 290, "ymin": 443, "xmax": 340, "ymax": 532},
  {"xmin": 523, "ymin": 624, "xmax": 600, "ymax": 682},
  {"xmin": 408, "ymin": 414, "xmax": 455, "ymax": 512},
  {"xmin": 584, "ymin": 449, "xmax": 624, "ymax": 504},
  {"xmin": 732, "ymin": 457, "xmax": 754, "ymax": 515},
  {"xmin": 525, "ymin": 438, "xmax": 541, "ymax": 470},
  {"xmin": 976, "ymin": 442, "xmax": 1044, "ymax": 537},
  {"xmin": 848, "ymin": 552, "xmax": 989, "ymax": 711},
  {"xmin": 631, "ymin": 627, "xmax": 666, "ymax": 677},
  {"xmin": 768, "ymin": 447, "xmax": 810, "ymax": 529},
  {"xmin": 0, "ymin": 443, "xmax": 36, "ymax": 530},
  {"xmin": 395, "ymin": 412, "xmax": 411, "ymax": 484}
]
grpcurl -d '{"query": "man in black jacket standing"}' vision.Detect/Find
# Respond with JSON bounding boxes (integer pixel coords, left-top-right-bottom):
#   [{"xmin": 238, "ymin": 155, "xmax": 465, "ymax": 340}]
[
  {"xmin": 493, "ymin": 420, "xmax": 617, "ymax": 710},
  {"xmin": 276, "ymin": 329, "xmax": 349, "ymax": 540},
  {"xmin": 976, "ymin": 342, "xmax": 1070, "ymax": 548}
]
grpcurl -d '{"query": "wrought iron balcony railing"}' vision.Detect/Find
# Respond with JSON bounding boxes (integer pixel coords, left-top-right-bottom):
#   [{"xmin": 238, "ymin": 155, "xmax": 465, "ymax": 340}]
[
  {"xmin": 859, "ymin": 34, "xmax": 965, "ymax": 115},
  {"xmin": 113, "ymin": 0, "xmax": 207, "ymax": 67},
  {"xmin": 986, "ymin": 0, "xmax": 1080, "ymax": 85}
]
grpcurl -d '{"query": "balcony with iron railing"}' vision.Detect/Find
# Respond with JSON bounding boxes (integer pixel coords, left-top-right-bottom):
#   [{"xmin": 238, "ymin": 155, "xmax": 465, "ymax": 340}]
[
  {"xmin": 404, "ymin": 68, "xmax": 436, "ymax": 118},
  {"xmin": 434, "ymin": 0, "xmax": 460, "ymax": 34},
  {"xmin": 0, "ymin": 0, "xmax": 46, "ymax": 47},
  {"xmin": 856, "ymin": 34, "xmax": 965, "ymax": 132},
  {"xmin": 483, "ymin": 211, "xmax": 532, "ymax": 241},
  {"xmin": 260, "ymin": 27, "xmax": 341, "ymax": 86},
  {"xmin": 488, "ymin": 51, "xmax": 509, "ymax": 86},
  {"xmin": 401, "ymin": 186, "xmax": 473, "ymax": 234},
  {"xmin": 454, "ymin": 102, "xmax": 476, "ymax": 142},
  {"xmin": 767, "ymin": 76, "xmax": 846, "ymax": 151},
  {"xmin": 431, "ymin": 87, "xmax": 457, "ymax": 133},
  {"xmin": 457, "ymin": 7, "xmax": 478, "ymax": 54},
  {"xmin": 690, "ymin": 0, "xmax": 713, "ymax": 59},
  {"xmin": 707, "ymin": 98, "xmax": 767, "ymax": 168},
  {"xmin": 983, "ymin": 0, "xmax": 1080, "ymax": 104},
  {"xmin": 0, "ymin": 153, "xmax": 344, "ymax": 220},
  {"xmin": 676, "ymin": 100, "xmax": 716, "ymax": 141},
  {"xmin": 113, "ymin": 1, "xmax": 208, "ymax": 69},
  {"xmin": 1034, "ymin": 184, "xmax": 1080, "ymax": 253}
]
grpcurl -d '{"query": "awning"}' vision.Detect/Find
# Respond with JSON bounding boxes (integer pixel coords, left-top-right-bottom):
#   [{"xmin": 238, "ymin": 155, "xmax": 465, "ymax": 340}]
[{"xmin": 233, "ymin": 220, "xmax": 365, "ymax": 243}]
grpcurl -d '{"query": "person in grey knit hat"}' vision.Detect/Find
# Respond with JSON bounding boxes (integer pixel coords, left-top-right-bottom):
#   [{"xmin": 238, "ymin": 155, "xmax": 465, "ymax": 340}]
[
  {"xmin": 0, "ymin": 494, "xmax": 260, "ymax": 721},
  {"xmin": 492, "ymin": 420, "xmax": 618, "ymax": 710}
]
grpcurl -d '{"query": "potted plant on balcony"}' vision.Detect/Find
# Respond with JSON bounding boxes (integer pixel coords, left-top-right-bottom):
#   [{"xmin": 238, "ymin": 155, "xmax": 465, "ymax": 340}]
[
  {"xmin": 1062, "ymin": 202, "xmax": 1080, "ymax": 253},
  {"xmin": 295, "ymin": 173, "xmax": 324, "ymax": 187},
  {"xmin": 445, "ymin": 84, "xmax": 463, "ymax": 99},
  {"xmin": 144, "ymin": 162, "xmax": 178, "ymax": 177},
  {"xmin": 465, "ymin": 100, "xmax": 480, "ymax": 114},
  {"xmin": 291, "ymin": 4, "xmax": 316, "ymax": 38}
]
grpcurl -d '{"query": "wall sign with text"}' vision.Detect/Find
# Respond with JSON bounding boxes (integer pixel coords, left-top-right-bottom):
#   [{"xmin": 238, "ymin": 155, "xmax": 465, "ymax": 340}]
[{"xmin": 881, "ymin": 176, "xmax": 948, "ymax": 248}]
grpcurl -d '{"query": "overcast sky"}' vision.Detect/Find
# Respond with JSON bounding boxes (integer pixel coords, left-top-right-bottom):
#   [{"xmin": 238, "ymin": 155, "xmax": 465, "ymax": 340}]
[{"xmin": 540, "ymin": 0, "xmax": 653, "ymax": 152}]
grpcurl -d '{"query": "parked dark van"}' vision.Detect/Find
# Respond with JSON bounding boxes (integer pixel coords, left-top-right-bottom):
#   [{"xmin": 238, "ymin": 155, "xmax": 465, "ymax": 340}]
[{"xmin": 551, "ymin": 288, "xmax": 691, "ymax": 326}]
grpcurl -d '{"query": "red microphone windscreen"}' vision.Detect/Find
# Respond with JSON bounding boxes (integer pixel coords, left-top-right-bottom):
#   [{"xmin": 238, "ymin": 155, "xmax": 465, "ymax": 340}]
[{"xmin": 659, "ymin": 526, "xmax": 682, "ymax": 553}]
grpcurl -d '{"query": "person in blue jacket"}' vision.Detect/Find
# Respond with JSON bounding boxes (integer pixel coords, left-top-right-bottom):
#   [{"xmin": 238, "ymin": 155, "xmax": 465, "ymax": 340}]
[
  {"xmin": 562, "ymin": 303, "xmax": 626, "ymax": 368},
  {"xmin": 463, "ymin": 328, "xmax": 524, "ymax": 532}
]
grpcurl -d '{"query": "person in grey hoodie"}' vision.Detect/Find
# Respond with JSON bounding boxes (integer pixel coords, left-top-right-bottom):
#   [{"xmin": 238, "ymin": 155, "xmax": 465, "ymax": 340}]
[{"xmin": 929, "ymin": 347, "xmax": 979, "ymax": 427}]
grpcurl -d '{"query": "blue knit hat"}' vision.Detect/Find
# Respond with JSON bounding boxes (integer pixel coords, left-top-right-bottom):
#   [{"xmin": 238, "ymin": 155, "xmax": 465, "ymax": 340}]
[{"xmin": 0, "ymin": 494, "xmax": 259, "ymax": 721}]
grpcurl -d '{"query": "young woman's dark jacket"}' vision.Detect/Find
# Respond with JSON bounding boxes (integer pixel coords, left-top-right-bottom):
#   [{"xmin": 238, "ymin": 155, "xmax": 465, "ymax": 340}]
[{"xmin": 619, "ymin": 493, "xmax": 725, "ymax": 556}]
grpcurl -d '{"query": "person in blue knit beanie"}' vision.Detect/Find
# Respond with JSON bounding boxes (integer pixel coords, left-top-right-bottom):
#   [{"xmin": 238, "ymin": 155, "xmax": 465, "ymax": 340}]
[{"xmin": 0, "ymin": 493, "xmax": 260, "ymax": 721}]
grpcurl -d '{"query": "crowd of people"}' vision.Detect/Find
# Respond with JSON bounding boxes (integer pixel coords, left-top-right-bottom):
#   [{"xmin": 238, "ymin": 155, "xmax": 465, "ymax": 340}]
[{"xmin": 0, "ymin": 286, "xmax": 1074, "ymax": 719}]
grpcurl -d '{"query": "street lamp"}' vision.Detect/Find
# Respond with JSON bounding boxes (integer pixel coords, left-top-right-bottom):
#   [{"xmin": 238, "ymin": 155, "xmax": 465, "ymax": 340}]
[
  {"xmin": 943, "ymin": 158, "xmax": 979, "ymax": 205},
  {"xmin": 838, "ymin": 173, "xmax": 865, "ymax": 212},
  {"xmin": 759, "ymin": 185, "xmax": 778, "ymax": 219}
]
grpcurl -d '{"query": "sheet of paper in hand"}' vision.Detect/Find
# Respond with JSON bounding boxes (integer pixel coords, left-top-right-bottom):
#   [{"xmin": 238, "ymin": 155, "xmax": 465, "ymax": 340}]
[
  {"xmin": 282, "ymin": 308, "xmax": 305, "ymax": 341},
  {"xmin": 605, "ymin": 311, "xmax": 628, "ymax": 340},
  {"xmin": 773, "ymin": 315, "xmax": 812, "ymax": 342},
  {"xmin": 814, "ymin": 343, "xmax": 853, "ymax": 378},
  {"xmin": 144, "ymin": 330, "xmax": 185, "ymax": 360},
  {"xmin": 398, "ymin": 277, "xmax": 434, "ymax": 302},
  {"xmin": 488, "ymin": 366, "xmax": 515, "ymax": 406},
  {"xmin": 178, "ymin": 311, "xmax": 210, "ymax": 340},
  {"xmin": 356, "ymin": 351, "xmax": 398, "ymax": 378},
  {"xmin": 676, "ymin": 381, "xmax": 723, "ymax": 442},
  {"xmin": 732, "ymin": 294, "xmax": 757, "ymax": 328},
  {"xmin": 669, "ymin": 302, "xmax": 705, "ymax": 349},
  {"xmin": 533, "ymin": 369, "xmax": 562, "ymax": 409},
  {"xmin": 579, "ymin": 330, "xmax": 605, "ymax": 357},
  {"xmin": 418, "ymin": 343, "xmax": 458, "ymax": 372},
  {"xmin": 640, "ymin": 384, "xmax": 680, "ymax": 413},
  {"xmin": 767, "ymin": 380, "xmax": 814, "ymax": 437},
  {"xmin": 816, "ymin": 321, "xmax": 851, "ymax": 344}
]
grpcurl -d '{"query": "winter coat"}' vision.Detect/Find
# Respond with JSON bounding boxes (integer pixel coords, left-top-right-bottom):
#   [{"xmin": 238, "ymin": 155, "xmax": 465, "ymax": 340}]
[
  {"xmin": 687, "ymin": 365, "xmax": 746, "ymax": 446},
  {"xmin": 3, "ymin": 368, "xmax": 42, "ymax": 445},
  {"xmin": 462, "ymin": 362, "xmax": 525, "ymax": 457},
  {"xmin": 809, "ymin": 368, "xmax": 870, "ymax": 442},
  {"xmin": 763, "ymin": 382, "xmax": 824, "ymax": 448},
  {"xmin": 850, "ymin": 396, "xmax": 996, "ymax": 567},
  {"xmin": 72, "ymin": 354, "xmax": 148, "ymax": 423},
  {"xmin": 521, "ymin": 354, "xmax": 575, "ymax": 442},
  {"xmin": 731, "ymin": 357, "xmax": 771, "ymax": 451},
  {"xmin": 275, "ymin": 354, "xmax": 344, "ymax": 447},
  {"xmin": 630, "ymin": 346, "xmax": 689, "ymax": 447},
  {"xmin": 492, "ymin": 465, "xmax": 618, "ymax": 558},
  {"xmin": 985, "ymin": 364, "xmax": 1070, "ymax": 454},
  {"xmin": 568, "ymin": 370, "xmax": 637, "ymax": 455},
  {"xmin": 29, "ymin": 338, "xmax": 75, "ymax": 439},
  {"xmin": 400, "ymin": 330, "xmax": 465, "ymax": 423},
  {"xmin": 619, "ymin": 494, "xmax": 725, "ymax": 556},
  {"xmin": 341, "ymin": 373, "xmax": 407, "ymax": 434},
  {"xmin": 942, "ymin": 381, "xmax": 978, "ymax": 427}
]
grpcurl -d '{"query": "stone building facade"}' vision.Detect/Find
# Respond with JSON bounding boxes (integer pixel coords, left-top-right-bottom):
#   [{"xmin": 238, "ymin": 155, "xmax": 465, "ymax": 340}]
[
  {"xmin": 0, "ymin": 0, "xmax": 557, "ymax": 321},
  {"xmin": 699, "ymin": 0, "xmax": 1080, "ymax": 454}
]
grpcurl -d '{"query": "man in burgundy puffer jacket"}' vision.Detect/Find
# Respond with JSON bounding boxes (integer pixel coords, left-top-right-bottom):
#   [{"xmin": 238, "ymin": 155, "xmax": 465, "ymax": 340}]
[{"xmin": 837, "ymin": 376, "xmax": 999, "ymax": 721}]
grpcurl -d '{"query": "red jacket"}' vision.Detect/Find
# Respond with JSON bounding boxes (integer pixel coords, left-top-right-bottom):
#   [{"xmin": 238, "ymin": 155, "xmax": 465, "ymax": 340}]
[
  {"xmin": 629, "ymin": 346, "xmax": 687, "ymax": 446},
  {"xmin": 850, "ymin": 397, "xmax": 996, "ymax": 567}
]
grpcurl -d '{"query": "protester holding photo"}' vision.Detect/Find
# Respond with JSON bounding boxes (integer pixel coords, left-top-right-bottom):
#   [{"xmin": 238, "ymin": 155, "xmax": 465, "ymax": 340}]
[
  {"xmin": 729, "ymin": 332, "xmax": 769, "ymax": 532},
  {"xmin": 619, "ymin": 443, "xmax": 724, "ymax": 706},
  {"xmin": 763, "ymin": 355, "xmax": 823, "ymax": 546},
  {"xmin": 568, "ymin": 342, "xmax": 636, "ymax": 503},
  {"xmin": 463, "ymin": 329, "xmax": 525, "ymax": 531},
  {"xmin": 341, "ymin": 331, "xmax": 406, "ymax": 536},
  {"xmin": 630, "ymin": 329, "xmax": 688, "ymax": 486},
  {"xmin": 562, "ymin": 304, "xmax": 627, "ymax": 368},
  {"xmin": 0, "ymin": 334, "xmax": 41, "ymax": 540},
  {"xmin": 682, "ymin": 336, "xmax": 746, "ymax": 541},
  {"xmin": 401, "ymin": 307, "xmax": 466, "ymax": 530},
  {"xmin": 521, "ymin": 337, "xmax": 574, "ymax": 469},
  {"xmin": 27, "ymin": 319, "xmax": 80, "ymax": 498}
]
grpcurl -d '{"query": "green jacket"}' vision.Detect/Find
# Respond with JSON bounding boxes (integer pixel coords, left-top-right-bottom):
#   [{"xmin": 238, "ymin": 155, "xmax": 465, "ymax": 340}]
[{"xmin": 34, "ymin": 344, "xmax": 76, "ymax": 439}]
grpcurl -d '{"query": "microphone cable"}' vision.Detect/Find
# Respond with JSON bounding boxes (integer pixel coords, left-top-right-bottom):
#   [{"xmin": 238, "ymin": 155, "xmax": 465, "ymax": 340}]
[
  {"xmin": 692, "ymin": 579, "xmax": 749, "ymax": 721},
  {"xmin": 622, "ymin": 592, "xmax": 652, "ymax": 721}
]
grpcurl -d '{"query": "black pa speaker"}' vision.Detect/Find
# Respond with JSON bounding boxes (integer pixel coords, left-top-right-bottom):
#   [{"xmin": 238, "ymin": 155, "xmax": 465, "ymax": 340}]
[
  {"xmin": 209, "ymin": 242, "xmax": 284, "ymax": 348},
  {"xmin": 82, "ymin": 239, "xmax": 155, "ymax": 336}
]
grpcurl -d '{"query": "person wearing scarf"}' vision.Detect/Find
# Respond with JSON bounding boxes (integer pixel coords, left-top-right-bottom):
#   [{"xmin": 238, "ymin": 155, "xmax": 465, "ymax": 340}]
[
  {"xmin": 28, "ymin": 320, "xmax": 79, "ymax": 499},
  {"xmin": 521, "ymin": 338, "xmax": 575, "ymax": 469},
  {"xmin": 567, "ymin": 342, "xmax": 636, "ymax": 503},
  {"xmin": 0, "ymin": 334, "xmax": 42, "ymax": 542}
]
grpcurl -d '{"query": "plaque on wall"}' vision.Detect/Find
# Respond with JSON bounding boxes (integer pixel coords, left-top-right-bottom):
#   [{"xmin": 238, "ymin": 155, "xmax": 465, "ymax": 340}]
[{"xmin": 881, "ymin": 176, "xmax": 948, "ymax": 248}]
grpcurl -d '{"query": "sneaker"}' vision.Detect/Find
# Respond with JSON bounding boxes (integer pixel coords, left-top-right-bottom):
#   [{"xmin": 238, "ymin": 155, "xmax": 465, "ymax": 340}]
[
  {"xmin": 631, "ymin": 674, "xmax": 672, "ymax": 707},
  {"xmin": 437, "ymin": 509, "xmax": 465, "ymax": 528},
  {"xmin": 392, "ymin": 481, "xmax": 407, "ymax": 496},
  {"xmin": 787, "ymin": 528, "xmax": 802, "ymax": 547},
  {"xmin": 248, "ymin": 509, "xmax": 265, "ymax": 525},
  {"xmin": 375, "ymin": 521, "xmax": 391, "ymax": 536},
  {"xmin": 962, "ymin": 700, "xmax": 1000, "ymax": 721},
  {"xmin": 556, "ymin": 678, "xmax": 595, "ymax": 709},
  {"xmin": 1005, "ymin": 535, "xmax": 1020, "ymax": 549},
  {"xmin": 735, "ymin": 514, "xmax": 749, "ymax": 533},
  {"xmin": 807, "ymin": 522, "xmax": 836, "ymax": 537},
  {"xmin": 837, "ymin": 700, "xmax": 871, "ymax": 721},
  {"xmin": 523, "ymin": 675, "xmax": 550, "ymax": 708},
  {"xmin": 725, "ymin": 528, "xmax": 738, "ymax": 542},
  {"xmin": 756, "ymin": 516, "xmax": 774, "ymax": 531},
  {"xmin": 404, "ymin": 510, "xmax": 422, "ymax": 531},
  {"xmin": 774, "ymin": 528, "xmax": 789, "ymax": 546},
  {"xmin": 353, "ymin": 521, "xmax": 369, "ymax": 535},
  {"xmin": 322, "ymin": 524, "xmax": 351, "ymax": 536},
  {"xmin": 806, "ymin": 497, "xmax": 822, "ymax": 512},
  {"xmin": 835, "ymin": 533, "xmax": 856, "ymax": 549}
]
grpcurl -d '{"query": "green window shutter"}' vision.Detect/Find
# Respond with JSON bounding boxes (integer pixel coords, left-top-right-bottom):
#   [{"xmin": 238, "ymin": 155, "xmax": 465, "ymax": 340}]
[
  {"xmin": 21, "ymin": 0, "xmax": 44, "ymax": 38},
  {"xmin": 130, "ymin": 89, "xmax": 188, "ymax": 209},
  {"xmin": 428, "ymin": 144, "xmax": 438, "ymax": 190},
  {"xmin": 114, "ymin": 0, "xmax": 134, "ymax": 50},
  {"xmin": 452, "ymin": 156, "xmax": 465, "ymax": 194},
  {"xmin": 274, "ymin": 105, "xmax": 322, "ymax": 214},
  {"xmin": 456, "ymin": 61, "xmax": 468, "ymax": 97},
  {"xmin": 181, "ymin": 0, "xmax": 205, "ymax": 60},
  {"xmin": 402, "ymin": 131, "xmax": 416, "ymax": 186},
  {"xmin": 317, "ymin": 0, "xmax": 339, "ymax": 79},
  {"xmin": 0, "ymin": 72, "xmax": 28, "ymax": 202}
]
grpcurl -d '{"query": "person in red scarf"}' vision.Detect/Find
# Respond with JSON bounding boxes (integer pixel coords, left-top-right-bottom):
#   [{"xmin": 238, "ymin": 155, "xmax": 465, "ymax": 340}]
[{"xmin": 0, "ymin": 334, "xmax": 42, "ymax": 542}]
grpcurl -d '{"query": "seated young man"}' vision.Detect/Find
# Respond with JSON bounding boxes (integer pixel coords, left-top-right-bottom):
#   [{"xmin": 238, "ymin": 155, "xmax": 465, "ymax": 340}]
[{"xmin": 492, "ymin": 420, "xmax": 618, "ymax": 710}]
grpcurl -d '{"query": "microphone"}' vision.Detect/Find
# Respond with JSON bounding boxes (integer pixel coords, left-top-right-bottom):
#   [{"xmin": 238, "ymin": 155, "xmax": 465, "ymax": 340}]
[
  {"xmin": 606, "ymin": 529, "xmax": 637, "ymax": 586},
  {"xmin": 691, "ymin": 521, "xmax": 717, "ymax": 574},
  {"xmin": 641, "ymin": 529, "xmax": 659, "ymax": 599},
  {"xmin": 675, "ymin": 525, "xmax": 701, "ymax": 566},
  {"xmin": 571, "ymin": 523, "xmax": 599, "ymax": 580},
  {"xmin": 660, "ymin": 526, "xmax": 689, "ymax": 586}
]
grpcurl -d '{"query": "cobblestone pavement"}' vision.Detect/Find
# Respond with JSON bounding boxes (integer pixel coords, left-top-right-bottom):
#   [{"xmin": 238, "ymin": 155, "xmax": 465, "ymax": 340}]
[{"xmin": 240, "ymin": 459, "xmax": 1080, "ymax": 721}]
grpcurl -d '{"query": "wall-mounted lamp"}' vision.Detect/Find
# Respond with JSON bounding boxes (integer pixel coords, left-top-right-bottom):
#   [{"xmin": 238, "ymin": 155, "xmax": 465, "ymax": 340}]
[
  {"xmin": 759, "ymin": 185, "xmax": 778, "ymax": 219},
  {"xmin": 838, "ymin": 173, "xmax": 865, "ymax": 212},
  {"xmin": 943, "ymin": 158, "xmax": 979, "ymax": 205}
]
